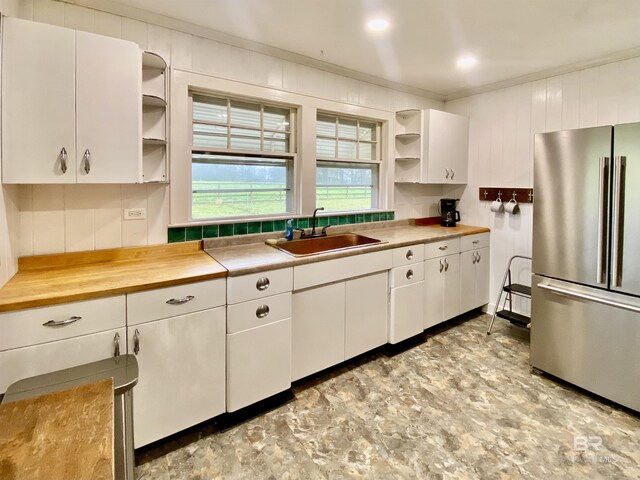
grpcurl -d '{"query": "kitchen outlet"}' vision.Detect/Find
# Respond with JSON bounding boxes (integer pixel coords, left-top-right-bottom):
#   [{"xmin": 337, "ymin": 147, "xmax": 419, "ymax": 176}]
[{"xmin": 124, "ymin": 208, "xmax": 146, "ymax": 220}]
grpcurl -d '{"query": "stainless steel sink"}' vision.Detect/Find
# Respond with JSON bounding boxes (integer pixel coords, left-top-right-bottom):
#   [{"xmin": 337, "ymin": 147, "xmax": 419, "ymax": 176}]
[{"xmin": 269, "ymin": 233, "xmax": 383, "ymax": 257}]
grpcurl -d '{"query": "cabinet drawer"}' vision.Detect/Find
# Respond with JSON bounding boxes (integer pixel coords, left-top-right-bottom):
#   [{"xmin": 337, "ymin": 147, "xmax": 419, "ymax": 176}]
[
  {"xmin": 390, "ymin": 262, "xmax": 425, "ymax": 288},
  {"xmin": 424, "ymin": 237, "xmax": 460, "ymax": 259},
  {"xmin": 294, "ymin": 250, "xmax": 392, "ymax": 290},
  {"xmin": 0, "ymin": 296, "xmax": 125, "ymax": 351},
  {"xmin": 227, "ymin": 292, "xmax": 292, "ymax": 334},
  {"xmin": 460, "ymin": 233, "xmax": 490, "ymax": 252},
  {"xmin": 227, "ymin": 268, "xmax": 293, "ymax": 304},
  {"xmin": 0, "ymin": 327, "xmax": 125, "ymax": 394},
  {"xmin": 392, "ymin": 244, "xmax": 424, "ymax": 267},
  {"xmin": 127, "ymin": 279, "xmax": 225, "ymax": 326}
]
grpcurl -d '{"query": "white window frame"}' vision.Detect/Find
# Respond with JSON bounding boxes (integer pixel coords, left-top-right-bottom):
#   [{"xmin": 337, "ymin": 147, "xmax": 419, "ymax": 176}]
[
  {"xmin": 315, "ymin": 112, "xmax": 382, "ymax": 212},
  {"xmin": 170, "ymin": 69, "xmax": 395, "ymax": 226},
  {"xmin": 190, "ymin": 91, "xmax": 297, "ymax": 221}
]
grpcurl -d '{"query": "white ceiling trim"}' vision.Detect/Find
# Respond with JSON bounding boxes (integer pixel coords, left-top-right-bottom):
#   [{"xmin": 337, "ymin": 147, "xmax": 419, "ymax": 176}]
[
  {"xmin": 445, "ymin": 46, "xmax": 640, "ymax": 101},
  {"xmin": 56, "ymin": 0, "xmax": 445, "ymax": 101}
]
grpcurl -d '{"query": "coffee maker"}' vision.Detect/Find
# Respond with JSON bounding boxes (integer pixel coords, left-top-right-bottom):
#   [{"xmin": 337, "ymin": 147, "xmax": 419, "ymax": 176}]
[{"xmin": 439, "ymin": 198, "xmax": 461, "ymax": 227}]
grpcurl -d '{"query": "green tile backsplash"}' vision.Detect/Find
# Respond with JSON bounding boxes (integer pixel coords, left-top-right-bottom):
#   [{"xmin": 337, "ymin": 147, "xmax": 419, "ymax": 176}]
[{"xmin": 167, "ymin": 211, "xmax": 395, "ymax": 243}]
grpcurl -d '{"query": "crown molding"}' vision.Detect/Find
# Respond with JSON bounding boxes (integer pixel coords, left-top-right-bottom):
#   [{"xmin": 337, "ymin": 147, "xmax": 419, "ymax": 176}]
[{"xmin": 56, "ymin": 0, "xmax": 445, "ymax": 102}]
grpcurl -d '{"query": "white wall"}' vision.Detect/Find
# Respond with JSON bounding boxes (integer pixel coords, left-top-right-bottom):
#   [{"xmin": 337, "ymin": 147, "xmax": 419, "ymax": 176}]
[
  {"xmin": 10, "ymin": 0, "xmax": 442, "ymax": 266},
  {"xmin": 446, "ymin": 57, "xmax": 640, "ymax": 313}
]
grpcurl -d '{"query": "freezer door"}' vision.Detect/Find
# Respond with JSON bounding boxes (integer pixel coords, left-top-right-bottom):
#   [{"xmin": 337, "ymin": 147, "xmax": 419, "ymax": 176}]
[
  {"xmin": 531, "ymin": 275, "xmax": 640, "ymax": 412},
  {"xmin": 532, "ymin": 127, "xmax": 612, "ymax": 288},
  {"xmin": 611, "ymin": 122, "xmax": 640, "ymax": 296}
]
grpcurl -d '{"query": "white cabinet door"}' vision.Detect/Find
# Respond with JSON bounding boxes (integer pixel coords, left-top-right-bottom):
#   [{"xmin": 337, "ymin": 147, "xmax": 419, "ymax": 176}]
[
  {"xmin": 389, "ymin": 281, "xmax": 425, "ymax": 344},
  {"xmin": 443, "ymin": 253, "xmax": 461, "ymax": 320},
  {"xmin": 2, "ymin": 17, "xmax": 76, "ymax": 183},
  {"xmin": 76, "ymin": 31, "xmax": 141, "ymax": 183},
  {"xmin": 424, "ymin": 109, "xmax": 469, "ymax": 184},
  {"xmin": 475, "ymin": 247, "xmax": 490, "ymax": 308},
  {"xmin": 0, "ymin": 327, "xmax": 124, "ymax": 394},
  {"xmin": 129, "ymin": 307, "xmax": 225, "ymax": 448},
  {"xmin": 459, "ymin": 251, "xmax": 477, "ymax": 313},
  {"xmin": 424, "ymin": 257, "xmax": 444, "ymax": 329},
  {"xmin": 227, "ymin": 318, "xmax": 291, "ymax": 412},
  {"xmin": 291, "ymin": 283, "xmax": 345, "ymax": 381},
  {"xmin": 345, "ymin": 272, "xmax": 388, "ymax": 359}
]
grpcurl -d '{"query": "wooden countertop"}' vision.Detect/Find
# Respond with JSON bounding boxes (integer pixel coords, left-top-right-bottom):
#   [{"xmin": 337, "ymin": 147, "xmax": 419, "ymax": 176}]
[
  {"xmin": 0, "ymin": 242, "xmax": 227, "ymax": 312},
  {"xmin": 0, "ymin": 379, "xmax": 114, "ymax": 480}
]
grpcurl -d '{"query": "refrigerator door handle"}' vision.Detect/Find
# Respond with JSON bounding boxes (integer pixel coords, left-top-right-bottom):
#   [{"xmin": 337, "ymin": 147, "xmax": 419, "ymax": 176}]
[
  {"xmin": 538, "ymin": 282, "xmax": 640, "ymax": 314},
  {"xmin": 611, "ymin": 156, "xmax": 625, "ymax": 288},
  {"xmin": 596, "ymin": 156, "xmax": 610, "ymax": 284}
]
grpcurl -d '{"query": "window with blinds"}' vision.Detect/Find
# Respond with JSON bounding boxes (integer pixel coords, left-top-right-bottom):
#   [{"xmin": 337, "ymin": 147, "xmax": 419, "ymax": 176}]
[
  {"xmin": 191, "ymin": 93, "xmax": 295, "ymax": 219},
  {"xmin": 316, "ymin": 113, "xmax": 381, "ymax": 212}
]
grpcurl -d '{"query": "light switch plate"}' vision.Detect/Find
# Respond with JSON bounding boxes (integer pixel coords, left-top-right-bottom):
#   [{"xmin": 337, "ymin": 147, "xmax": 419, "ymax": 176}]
[{"xmin": 124, "ymin": 208, "xmax": 146, "ymax": 220}]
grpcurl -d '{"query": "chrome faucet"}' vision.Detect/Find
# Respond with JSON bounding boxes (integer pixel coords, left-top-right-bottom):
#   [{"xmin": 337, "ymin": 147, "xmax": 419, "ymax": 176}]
[{"xmin": 297, "ymin": 207, "xmax": 330, "ymax": 239}]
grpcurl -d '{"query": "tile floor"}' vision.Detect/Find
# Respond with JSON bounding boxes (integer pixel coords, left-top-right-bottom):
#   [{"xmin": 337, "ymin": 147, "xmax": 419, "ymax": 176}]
[{"xmin": 135, "ymin": 313, "xmax": 640, "ymax": 479}]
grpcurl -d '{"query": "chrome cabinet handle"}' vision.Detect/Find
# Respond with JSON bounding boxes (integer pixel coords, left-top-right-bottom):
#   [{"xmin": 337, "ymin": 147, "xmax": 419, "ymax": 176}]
[
  {"xmin": 444, "ymin": 258, "xmax": 449, "ymax": 271},
  {"xmin": 450, "ymin": 168, "xmax": 455, "ymax": 179},
  {"xmin": 472, "ymin": 253, "xmax": 477, "ymax": 264},
  {"xmin": 42, "ymin": 316, "xmax": 81, "ymax": 327},
  {"xmin": 406, "ymin": 249, "xmax": 413, "ymax": 260},
  {"xmin": 472, "ymin": 240, "xmax": 479, "ymax": 244},
  {"xmin": 133, "ymin": 329, "xmax": 140, "ymax": 355},
  {"xmin": 113, "ymin": 332, "xmax": 121, "ymax": 357},
  {"xmin": 166, "ymin": 295, "xmax": 194, "ymax": 305},
  {"xmin": 439, "ymin": 259, "xmax": 444, "ymax": 272},
  {"xmin": 406, "ymin": 269, "xmax": 414, "ymax": 280},
  {"xmin": 445, "ymin": 168, "xmax": 450, "ymax": 178},
  {"xmin": 438, "ymin": 245, "xmax": 448, "ymax": 251},
  {"xmin": 82, "ymin": 149, "xmax": 91, "ymax": 174},
  {"xmin": 256, "ymin": 277, "xmax": 270, "ymax": 291},
  {"xmin": 256, "ymin": 305, "xmax": 270, "ymax": 318},
  {"xmin": 597, "ymin": 156, "xmax": 611, "ymax": 285},
  {"xmin": 476, "ymin": 252, "xmax": 481, "ymax": 263},
  {"xmin": 59, "ymin": 147, "xmax": 68, "ymax": 174}
]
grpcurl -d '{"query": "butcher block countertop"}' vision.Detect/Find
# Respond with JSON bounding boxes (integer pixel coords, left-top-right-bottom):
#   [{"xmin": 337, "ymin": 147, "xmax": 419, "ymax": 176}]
[
  {"xmin": 205, "ymin": 221, "xmax": 490, "ymax": 276},
  {"xmin": 0, "ymin": 379, "xmax": 114, "ymax": 480},
  {"xmin": 0, "ymin": 242, "xmax": 227, "ymax": 312}
]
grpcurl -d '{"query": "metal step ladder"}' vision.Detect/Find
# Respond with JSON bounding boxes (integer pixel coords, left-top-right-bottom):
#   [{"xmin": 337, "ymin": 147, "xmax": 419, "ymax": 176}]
[{"xmin": 487, "ymin": 255, "xmax": 532, "ymax": 335}]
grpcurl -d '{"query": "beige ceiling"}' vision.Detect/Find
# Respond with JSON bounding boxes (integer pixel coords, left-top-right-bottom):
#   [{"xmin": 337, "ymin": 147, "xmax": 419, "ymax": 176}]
[{"xmin": 106, "ymin": 0, "xmax": 640, "ymax": 97}]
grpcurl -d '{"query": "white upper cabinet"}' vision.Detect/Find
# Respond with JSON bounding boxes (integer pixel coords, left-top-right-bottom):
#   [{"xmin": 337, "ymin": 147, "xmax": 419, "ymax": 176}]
[
  {"xmin": 395, "ymin": 109, "xmax": 469, "ymax": 185},
  {"xmin": 2, "ymin": 18, "xmax": 76, "ymax": 184},
  {"xmin": 75, "ymin": 31, "xmax": 141, "ymax": 183},
  {"xmin": 1, "ymin": 17, "xmax": 141, "ymax": 184}
]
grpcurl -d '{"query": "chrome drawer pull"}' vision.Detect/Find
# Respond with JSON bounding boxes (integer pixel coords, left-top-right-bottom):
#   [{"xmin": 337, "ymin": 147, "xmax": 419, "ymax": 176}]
[
  {"xmin": 256, "ymin": 277, "xmax": 270, "ymax": 291},
  {"xmin": 406, "ymin": 250, "xmax": 413, "ymax": 260},
  {"xmin": 438, "ymin": 245, "xmax": 448, "ymax": 251},
  {"xmin": 472, "ymin": 240, "xmax": 480, "ymax": 244},
  {"xmin": 256, "ymin": 305, "xmax": 270, "ymax": 318},
  {"xmin": 166, "ymin": 295, "xmax": 194, "ymax": 305},
  {"xmin": 406, "ymin": 269, "xmax": 414, "ymax": 280},
  {"xmin": 133, "ymin": 329, "xmax": 140, "ymax": 355},
  {"xmin": 43, "ymin": 316, "xmax": 81, "ymax": 327},
  {"xmin": 113, "ymin": 332, "xmax": 121, "ymax": 357}
]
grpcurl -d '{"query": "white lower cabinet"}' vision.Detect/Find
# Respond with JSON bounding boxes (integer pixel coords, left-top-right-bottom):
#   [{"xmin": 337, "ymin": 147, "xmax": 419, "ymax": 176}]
[
  {"xmin": 292, "ymin": 282, "xmax": 346, "ymax": 381},
  {"xmin": 345, "ymin": 272, "xmax": 389, "ymax": 359},
  {"xmin": 226, "ymin": 290, "xmax": 292, "ymax": 412},
  {"xmin": 460, "ymin": 247, "xmax": 490, "ymax": 312},
  {"xmin": 128, "ymin": 307, "xmax": 226, "ymax": 448},
  {"xmin": 424, "ymin": 253, "xmax": 461, "ymax": 329},
  {"xmin": 0, "ymin": 327, "xmax": 124, "ymax": 394}
]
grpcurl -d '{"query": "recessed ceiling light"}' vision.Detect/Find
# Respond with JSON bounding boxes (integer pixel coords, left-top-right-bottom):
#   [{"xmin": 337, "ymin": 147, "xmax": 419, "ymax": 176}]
[
  {"xmin": 456, "ymin": 55, "xmax": 478, "ymax": 70},
  {"xmin": 367, "ymin": 18, "xmax": 389, "ymax": 31}
]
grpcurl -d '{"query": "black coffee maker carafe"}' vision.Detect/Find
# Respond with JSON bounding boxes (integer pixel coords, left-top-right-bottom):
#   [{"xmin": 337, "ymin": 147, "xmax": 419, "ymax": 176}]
[{"xmin": 439, "ymin": 198, "xmax": 461, "ymax": 227}]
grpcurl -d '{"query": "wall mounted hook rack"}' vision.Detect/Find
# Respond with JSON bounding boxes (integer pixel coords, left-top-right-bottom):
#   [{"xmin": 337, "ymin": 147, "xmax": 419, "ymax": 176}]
[{"xmin": 479, "ymin": 187, "xmax": 534, "ymax": 203}]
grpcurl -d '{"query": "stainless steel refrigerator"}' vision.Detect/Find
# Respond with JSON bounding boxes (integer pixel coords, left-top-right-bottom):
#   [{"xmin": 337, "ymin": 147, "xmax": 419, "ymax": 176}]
[{"xmin": 531, "ymin": 122, "xmax": 640, "ymax": 412}]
